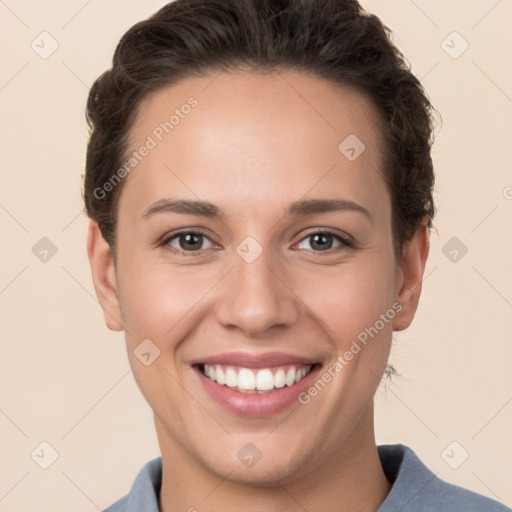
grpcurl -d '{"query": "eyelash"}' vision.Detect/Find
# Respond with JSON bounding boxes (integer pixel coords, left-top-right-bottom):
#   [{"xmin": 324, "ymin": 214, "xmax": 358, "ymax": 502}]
[{"xmin": 159, "ymin": 228, "xmax": 354, "ymax": 256}]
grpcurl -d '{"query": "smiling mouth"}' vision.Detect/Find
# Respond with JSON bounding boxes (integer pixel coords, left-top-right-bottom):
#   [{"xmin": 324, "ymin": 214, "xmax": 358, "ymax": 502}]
[{"xmin": 196, "ymin": 363, "xmax": 319, "ymax": 394}]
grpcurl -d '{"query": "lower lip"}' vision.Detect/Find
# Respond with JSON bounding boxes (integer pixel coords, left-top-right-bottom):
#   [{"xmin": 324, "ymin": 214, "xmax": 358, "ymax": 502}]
[{"xmin": 195, "ymin": 365, "xmax": 321, "ymax": 417}]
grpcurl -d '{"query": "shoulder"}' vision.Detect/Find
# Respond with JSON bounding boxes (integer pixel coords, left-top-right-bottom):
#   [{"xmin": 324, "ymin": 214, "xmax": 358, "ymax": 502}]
[
  {"xmin": 102, "ymin": 456, "xmax": 162, "ymax": 512},
  {"xmin": 378, "ymin": 443, "xmax": 510, "ymax": 512}
]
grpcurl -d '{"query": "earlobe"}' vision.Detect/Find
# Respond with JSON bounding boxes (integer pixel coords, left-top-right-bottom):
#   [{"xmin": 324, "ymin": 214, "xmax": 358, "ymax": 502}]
[
  {"xmin": 392, "ymin": 222, "xmax": 430, "ymax": 332},
  {"xmin": 87, "ymin": 220, "xmax": 124, "ymax": 332}
]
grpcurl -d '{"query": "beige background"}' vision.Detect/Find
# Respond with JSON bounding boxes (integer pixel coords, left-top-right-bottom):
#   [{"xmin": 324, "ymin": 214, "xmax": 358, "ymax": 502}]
[{"xmin": 1, "ymin": 0, "xmax": 511, "ymax": 510}]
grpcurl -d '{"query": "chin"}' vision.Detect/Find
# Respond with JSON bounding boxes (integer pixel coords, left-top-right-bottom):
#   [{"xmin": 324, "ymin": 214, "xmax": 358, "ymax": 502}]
[
  {"xmin": 213, "ymin": 457, "xmax": 305, "ymax": 488},
  {"xmin": 199, "ymin": 436, "xmax": 313, "ymax": 487}
]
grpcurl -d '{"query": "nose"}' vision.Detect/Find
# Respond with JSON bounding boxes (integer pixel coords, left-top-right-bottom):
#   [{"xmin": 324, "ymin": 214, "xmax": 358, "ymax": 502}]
[{"xmin": 215, "ymin": 246, "xmax": 301, "ymax": 337}]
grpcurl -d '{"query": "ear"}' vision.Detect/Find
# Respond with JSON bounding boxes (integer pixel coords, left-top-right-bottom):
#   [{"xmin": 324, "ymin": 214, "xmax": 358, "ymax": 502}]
[
  {"xmin": 87, "ymin": 220, "xmax": 124, "ymax": 331},
  {"xmin": 392, "ymin": 220, "xmax": 430, "ymax": 332}
]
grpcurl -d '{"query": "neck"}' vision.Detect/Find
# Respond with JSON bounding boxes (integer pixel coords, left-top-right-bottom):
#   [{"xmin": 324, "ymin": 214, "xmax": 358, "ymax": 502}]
[{"xmin": 157, "ymin": 405, "xmax": 391, "ymax": 512}]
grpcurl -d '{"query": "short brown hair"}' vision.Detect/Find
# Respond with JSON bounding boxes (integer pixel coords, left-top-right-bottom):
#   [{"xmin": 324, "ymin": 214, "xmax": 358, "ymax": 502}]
[{"xmin": 83, "ymin": 0, "xmax": 437, "ymax": 260}]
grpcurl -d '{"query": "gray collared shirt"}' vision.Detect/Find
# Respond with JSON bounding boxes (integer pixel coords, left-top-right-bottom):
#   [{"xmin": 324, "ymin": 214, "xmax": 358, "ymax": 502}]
[{"xmin": 103, "ymin": 443, "xmax": 510, "ymax": 511}]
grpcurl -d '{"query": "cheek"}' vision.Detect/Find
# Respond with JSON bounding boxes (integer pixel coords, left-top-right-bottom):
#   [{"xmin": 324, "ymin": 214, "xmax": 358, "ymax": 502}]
[
  {"xmin": 116, "ymin": 254, "xmax": 205, "ymax": 347},
  {"xmin": 133, "ymin": 278, "xmax": 197, "ymax": 331},
  {"xmin": 297, "ymin": 256, "xmax": 397, "ymax": 336},
  {"xmin": 116, "ymin": 265, "xmax": 201, "ymax": 408}
]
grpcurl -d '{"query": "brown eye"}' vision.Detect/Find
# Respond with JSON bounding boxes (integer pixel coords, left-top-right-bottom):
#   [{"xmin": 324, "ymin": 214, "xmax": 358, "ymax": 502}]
[
  {"xmin": 296, "ymin": 230, "xmax": 353, "ymax": 252},
  {"xmin": 163, "ymin": 231, "xmax": 215, "ymax": 253}
]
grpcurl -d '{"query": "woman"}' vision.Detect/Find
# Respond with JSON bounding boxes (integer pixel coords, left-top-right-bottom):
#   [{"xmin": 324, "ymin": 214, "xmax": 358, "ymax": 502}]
[{"xmin": 83, "ymin": 0, "xmax": 509, "ymax": 510}]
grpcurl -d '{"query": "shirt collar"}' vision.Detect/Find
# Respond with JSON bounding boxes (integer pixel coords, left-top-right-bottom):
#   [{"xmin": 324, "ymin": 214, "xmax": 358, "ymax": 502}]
[
  {"xmin": 123, "ymin": 455, "xmax": 162, "ymax": 512},
  {"xmin": 376, "ymin": 443, "xmax": 438, "ymax": 512}
]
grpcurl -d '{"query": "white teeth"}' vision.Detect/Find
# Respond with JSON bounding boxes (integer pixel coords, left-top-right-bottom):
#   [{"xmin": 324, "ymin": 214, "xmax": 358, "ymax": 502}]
[
  {"xmin": 202, "ymin": 364, "xmax": 313, "ymax": 392},
  {"xmin": 285, "ymin": 368, "xmax": 296, "ymax": 386},
  {"xmin": 274, "ymin": 368, "xmax": 286, "ymax": 388},
  {"xmin": 225, "ymin": 368, "xmax": 238, "ymax": 387},
  {"xmin": 238, "ymin": 368, "xmax": 256, "ymax": 390},
  {"xmin": 256, "ymin": 369, "xmax": 274, "ymax": 391},
  {"xmin": 216, "ymin": 367, "xmax": 226, "ymax": 385}
]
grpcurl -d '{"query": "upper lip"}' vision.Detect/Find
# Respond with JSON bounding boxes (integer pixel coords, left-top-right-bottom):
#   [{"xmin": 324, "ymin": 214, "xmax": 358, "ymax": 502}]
[{"xmin": 191, "ymin": 351, "xmax": 318, "ymax": 368}]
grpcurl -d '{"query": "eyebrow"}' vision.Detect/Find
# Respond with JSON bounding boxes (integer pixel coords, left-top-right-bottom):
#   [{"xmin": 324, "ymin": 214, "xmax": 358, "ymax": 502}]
[{"xmin": 142, "ymin": 197, "xmax": 372, "ymax": 223}]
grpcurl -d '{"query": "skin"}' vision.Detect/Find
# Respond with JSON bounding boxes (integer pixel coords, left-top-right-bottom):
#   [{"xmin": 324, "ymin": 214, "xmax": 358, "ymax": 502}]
[{"xmin": 88, "ymin": 69, "xmax": 430, "ymax": 511}]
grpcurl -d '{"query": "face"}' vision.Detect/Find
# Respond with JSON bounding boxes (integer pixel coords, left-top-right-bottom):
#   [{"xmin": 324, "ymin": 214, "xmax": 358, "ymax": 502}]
[{"xmin": 89, "ymin": 69, "xmax": 428, "ymax": 485}]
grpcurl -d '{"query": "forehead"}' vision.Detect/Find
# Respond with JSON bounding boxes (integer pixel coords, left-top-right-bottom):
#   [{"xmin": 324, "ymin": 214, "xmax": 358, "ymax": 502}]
[{"xmin": 119, "ymin": 69, "xmax": 388, "ymax": 222}]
